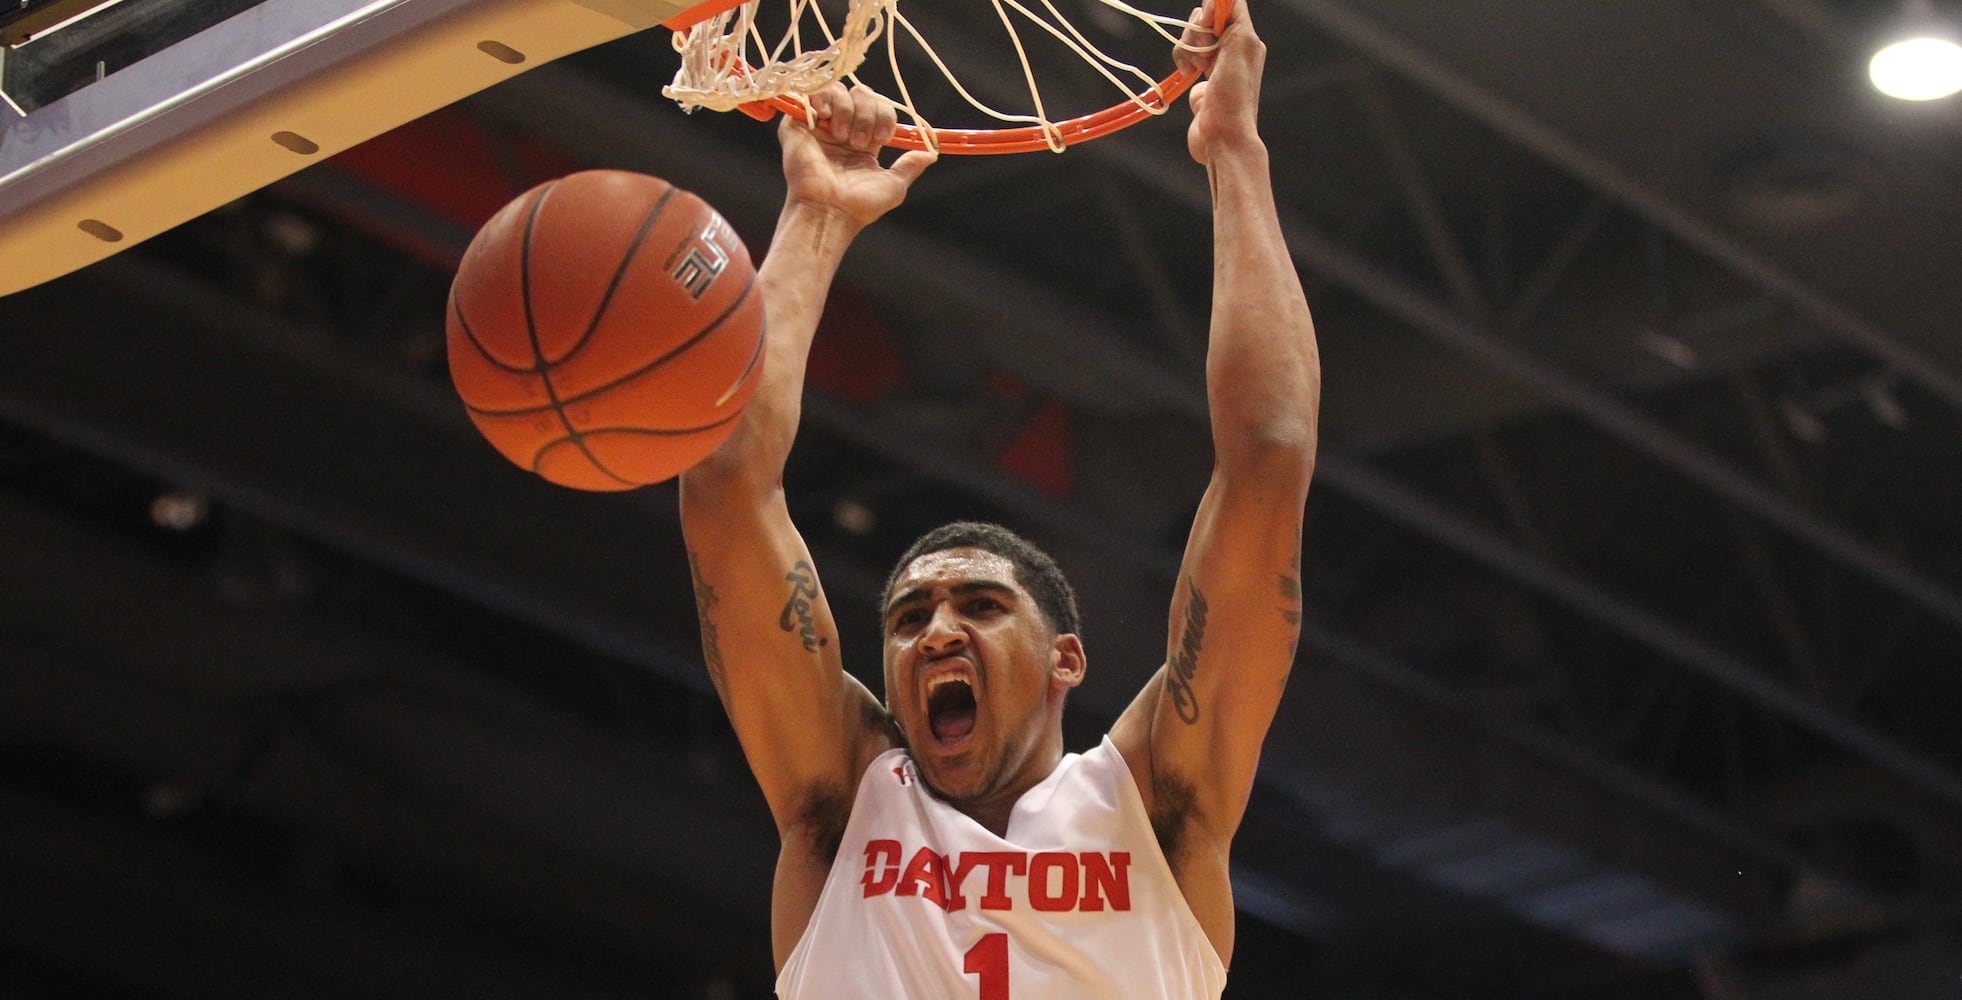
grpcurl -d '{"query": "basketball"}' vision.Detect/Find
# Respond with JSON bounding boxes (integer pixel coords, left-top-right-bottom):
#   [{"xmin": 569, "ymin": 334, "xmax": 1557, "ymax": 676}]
[{"xmin": 446, "ymin": 170, "xmax": 765, "ymax": 491}]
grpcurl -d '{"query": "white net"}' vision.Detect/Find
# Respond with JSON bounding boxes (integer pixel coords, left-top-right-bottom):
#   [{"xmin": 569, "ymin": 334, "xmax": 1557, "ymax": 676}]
[
  {"xmin": 665, "ymin": 0, "xmax": 894, "ymax": 115},
  {"xmin": 662, "ymin": 0, "xmax": 1218, "ymax": 153}
]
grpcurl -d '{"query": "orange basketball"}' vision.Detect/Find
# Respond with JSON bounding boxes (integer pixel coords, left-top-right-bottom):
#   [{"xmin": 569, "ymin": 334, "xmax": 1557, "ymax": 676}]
[{"xmin": 446, "ymin": 170, "xmax": 765, "ymax": 490}]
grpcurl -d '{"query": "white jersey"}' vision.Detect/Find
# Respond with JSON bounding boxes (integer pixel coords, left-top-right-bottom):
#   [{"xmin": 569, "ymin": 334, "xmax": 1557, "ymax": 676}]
[{"xmin": 776, "ymin": 737, "xmax": 1227, "ymax": 999}]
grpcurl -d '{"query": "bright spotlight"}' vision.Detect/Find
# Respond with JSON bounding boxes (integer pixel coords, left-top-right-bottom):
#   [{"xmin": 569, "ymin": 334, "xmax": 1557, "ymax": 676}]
[{"xmin": 1870, "ymin": 35, "xmax": 1962, "ymax": 100}]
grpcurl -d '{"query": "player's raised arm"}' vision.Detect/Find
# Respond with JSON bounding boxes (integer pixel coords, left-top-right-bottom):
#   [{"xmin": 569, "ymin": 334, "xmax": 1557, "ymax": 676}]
[
  {"xmin": 1110, "ymin": 0, "xmax": 1320, "ymax": 963},
  {"xmin": 679, "ymin": 86, "xmax": 935, "ymax": 840}
]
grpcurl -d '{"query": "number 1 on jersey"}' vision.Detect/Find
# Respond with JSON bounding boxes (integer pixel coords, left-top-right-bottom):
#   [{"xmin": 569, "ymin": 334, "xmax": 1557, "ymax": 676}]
[{"xmin": 963, "ymin": 932, "xmax": 1009, "ymax": 999}]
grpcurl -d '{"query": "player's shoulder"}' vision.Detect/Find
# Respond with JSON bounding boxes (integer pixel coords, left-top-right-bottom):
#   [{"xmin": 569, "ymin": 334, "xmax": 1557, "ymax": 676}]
[
  {"xmin": 1105, "ymin": 702, "xmax": 1206, "ymax": 863},
  {"xmin": 783, "ymin": 688, "xmax": 905, "ymax": 867},
  {"xmin": 848, "ymin": 686, "xmax": 906, "ymax": 774}
]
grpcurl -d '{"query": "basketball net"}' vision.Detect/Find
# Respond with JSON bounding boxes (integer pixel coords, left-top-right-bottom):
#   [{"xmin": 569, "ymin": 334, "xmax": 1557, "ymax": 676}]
[{"xmin": 662, "ymin": 0, "xmax": 1222, "ymax": 153}]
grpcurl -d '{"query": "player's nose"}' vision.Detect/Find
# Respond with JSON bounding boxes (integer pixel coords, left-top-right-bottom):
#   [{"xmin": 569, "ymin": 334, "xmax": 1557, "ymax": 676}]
[{"xmin": 920, "ymin": 604, "xmax": 968, "ymax": 657}]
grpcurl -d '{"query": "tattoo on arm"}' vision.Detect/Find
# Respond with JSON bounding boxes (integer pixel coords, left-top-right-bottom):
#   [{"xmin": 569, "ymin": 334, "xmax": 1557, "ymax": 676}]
[
  {"xmin": 1280, "ymin": 572, "xmax": 1303, "ymax": 626},
  {"xmin": 1281, "ymin": 547, "xmax": 1304, "ymax": 627},
  {"xmin": 779, "ymin": 560, "xmax": 828, "ymax": 652},
  {"xmin": 1164, "ymin": 580, "xmax": 1209, "ymax": 726},
  {"xmin": 688, "ymin": 551, "xmax": 729, "ymax": 698}
]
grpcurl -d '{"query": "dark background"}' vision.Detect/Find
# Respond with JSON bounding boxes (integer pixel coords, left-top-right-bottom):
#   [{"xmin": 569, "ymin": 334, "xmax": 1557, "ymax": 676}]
[{"xmin": 4, "ymin": 0, "xmax": 1962, "ymax": 997}]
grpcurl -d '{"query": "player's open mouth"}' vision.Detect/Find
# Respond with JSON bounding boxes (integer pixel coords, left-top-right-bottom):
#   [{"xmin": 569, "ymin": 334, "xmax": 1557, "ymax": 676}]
[{"xmin": 926, "ymin": 673, "xmax": 977, "ymax": 744}]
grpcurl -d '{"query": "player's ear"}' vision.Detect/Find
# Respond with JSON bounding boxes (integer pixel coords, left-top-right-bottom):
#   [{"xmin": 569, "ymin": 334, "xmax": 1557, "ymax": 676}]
[{"xmin": 1050, "ymin": 633, "xmax": 1086, "ymax": 689}]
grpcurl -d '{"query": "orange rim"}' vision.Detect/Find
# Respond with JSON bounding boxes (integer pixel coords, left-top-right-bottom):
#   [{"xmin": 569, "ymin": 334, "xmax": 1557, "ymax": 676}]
[
  {"xmin": 664, "ymin": 0, "xmax": 756, "ymax": 32},
  {"xmin": 720, "ymin": 0, "xmax": 1235, "ymax": 154}
]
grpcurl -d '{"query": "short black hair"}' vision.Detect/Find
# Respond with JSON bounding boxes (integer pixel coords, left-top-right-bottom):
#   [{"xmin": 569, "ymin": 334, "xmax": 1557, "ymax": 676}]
[{"xmin": 882, "ymin": 521, "xmax": 1081, "ymax": 638}]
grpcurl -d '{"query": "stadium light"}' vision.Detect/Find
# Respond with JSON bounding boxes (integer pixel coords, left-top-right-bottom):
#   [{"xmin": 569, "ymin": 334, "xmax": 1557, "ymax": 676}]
[{"xmin": 1870, "ymin": 0, "xmax": 1962, "ymax": 100}]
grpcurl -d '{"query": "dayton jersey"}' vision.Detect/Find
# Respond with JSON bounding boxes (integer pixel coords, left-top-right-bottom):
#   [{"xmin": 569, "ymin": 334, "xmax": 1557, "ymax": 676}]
[{"xmin": 775, "ymin": 737, "xmax": 1227, "ymax": 999}]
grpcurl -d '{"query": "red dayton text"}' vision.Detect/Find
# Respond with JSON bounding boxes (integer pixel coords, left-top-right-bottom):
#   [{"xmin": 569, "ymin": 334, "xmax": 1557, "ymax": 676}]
[{"xmin": 859, "ymin": 840, "xmax": 1133, "ymax": 913}]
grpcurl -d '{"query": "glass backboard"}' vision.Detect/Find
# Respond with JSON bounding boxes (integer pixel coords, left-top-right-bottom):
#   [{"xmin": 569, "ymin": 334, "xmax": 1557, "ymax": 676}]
[{"xmin": 0, "ymin": 0, "xmax": 698, "ymax": 297}]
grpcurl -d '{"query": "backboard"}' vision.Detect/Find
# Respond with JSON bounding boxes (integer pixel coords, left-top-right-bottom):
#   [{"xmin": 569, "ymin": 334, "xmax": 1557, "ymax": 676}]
[{"xmin": 0, "ymin": 0, "xmax": 706, "ymax": 297}]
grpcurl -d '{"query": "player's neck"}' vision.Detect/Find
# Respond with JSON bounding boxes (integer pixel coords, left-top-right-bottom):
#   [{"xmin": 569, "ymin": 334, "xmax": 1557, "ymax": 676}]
[{"xmin": 950, "ymin": 743, "xmax": 1066, "ymax": 838}]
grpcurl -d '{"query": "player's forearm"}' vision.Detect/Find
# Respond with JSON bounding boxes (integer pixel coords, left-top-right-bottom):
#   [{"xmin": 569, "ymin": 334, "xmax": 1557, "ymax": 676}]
[
  {"xmin": 685, "ymin": 201, "xmax": 861, "ymax": 494},
  {"xmin": 1204, "ymin": 140, "xmax": 1320, "ymax": 488}
]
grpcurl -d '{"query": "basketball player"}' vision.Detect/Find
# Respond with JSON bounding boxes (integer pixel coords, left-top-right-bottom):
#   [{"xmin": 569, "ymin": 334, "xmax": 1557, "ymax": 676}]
[{"xmin": 678, "ymin": 1, "xmax": 1317, "ymax": 994}]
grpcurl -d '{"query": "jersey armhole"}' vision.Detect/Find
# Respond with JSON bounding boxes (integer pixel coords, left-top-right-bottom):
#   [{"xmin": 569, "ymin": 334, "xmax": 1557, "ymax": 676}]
[
  {"xmin": 774, "ymin": 747, "xmax": 910, "ymax": 993},
  {"xmin": 1098, "ymin": 736, "xmax": 1231, "ymax": 982}
]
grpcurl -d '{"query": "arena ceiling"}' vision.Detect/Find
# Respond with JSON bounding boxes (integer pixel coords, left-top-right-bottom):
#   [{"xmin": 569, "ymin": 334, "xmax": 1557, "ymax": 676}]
[{"xmin": 3, "ymin": 0, "xmax": 1960, "ymax": 997}]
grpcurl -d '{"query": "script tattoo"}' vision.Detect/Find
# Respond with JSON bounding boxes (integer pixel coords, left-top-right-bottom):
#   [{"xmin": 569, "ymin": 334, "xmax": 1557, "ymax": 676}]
[
  {"xmin": 688, "ymin": 551, "xmax": 728, "ymax": 697},
  {"xmin": 779, "ymin": 560, "xmax": 826, "ymax": 651},
  {"xmin": 1165, "ymin": 580, "xmax": 1209, "ymax": 725}
]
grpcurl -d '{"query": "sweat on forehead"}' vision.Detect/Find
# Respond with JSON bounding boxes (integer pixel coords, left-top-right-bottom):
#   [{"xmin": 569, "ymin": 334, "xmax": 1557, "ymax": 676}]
[
  {"xmin": 880, "ymin": 521, "xmax": 1082, "ymax": 638},
  {"xmin": 886, "ymin": 566, "xmax": 1019, "ymax": 615}
]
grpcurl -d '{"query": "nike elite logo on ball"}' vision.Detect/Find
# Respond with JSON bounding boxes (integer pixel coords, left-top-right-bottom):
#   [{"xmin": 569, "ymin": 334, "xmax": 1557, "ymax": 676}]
[{"xmin": 668, "ymin": 216, "xmax": 735, "ymax": 300}]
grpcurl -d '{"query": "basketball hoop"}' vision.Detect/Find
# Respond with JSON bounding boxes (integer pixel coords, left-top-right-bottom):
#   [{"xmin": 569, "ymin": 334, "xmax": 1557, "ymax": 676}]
[
  {"xmin": 663, "ymin": 0, "xmax": 1233, "ymax": 154},
  {"xmin": 0, "ymin": 0, "xmax": 1225, "ymax": 297}
]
